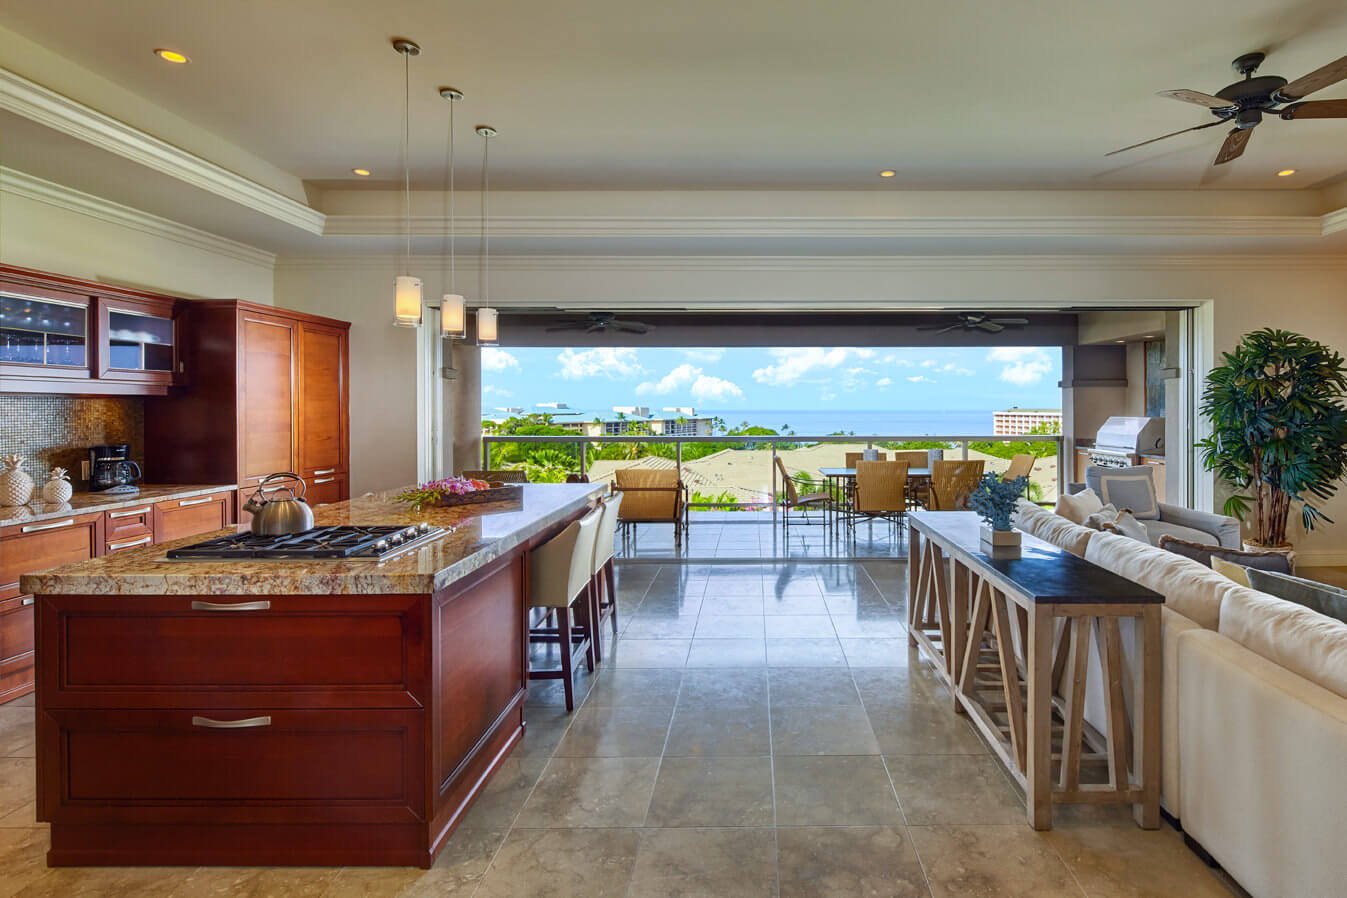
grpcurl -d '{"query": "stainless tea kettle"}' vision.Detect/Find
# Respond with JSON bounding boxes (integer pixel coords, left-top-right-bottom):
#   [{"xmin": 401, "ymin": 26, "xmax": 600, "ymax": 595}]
[{"xmin": 243, "ymin": 472, "xmax": 315, "ymax": 536}]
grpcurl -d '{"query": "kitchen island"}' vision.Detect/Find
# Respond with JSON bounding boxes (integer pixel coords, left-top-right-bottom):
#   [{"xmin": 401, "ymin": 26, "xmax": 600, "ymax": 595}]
[{"xmin": 20, "ymin": 481, "xmax": 605, "ymax": 868}]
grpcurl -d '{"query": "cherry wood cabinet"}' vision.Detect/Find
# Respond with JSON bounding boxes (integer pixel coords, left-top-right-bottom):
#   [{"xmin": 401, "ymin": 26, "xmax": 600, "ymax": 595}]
[
  {"xmin": 0, "ymin": 264, "xmax": 182, "ymax": 396},
  {"xmin": 145, "ymin": 301, "xmax": 350, "ymax": 516},
  {"xmin": 0, "ymin": 596, "xmax": 36, "ymax": 704},
  {"xmin": 152, "ymin": 491, "xmax": 234, "ymax": 543}
]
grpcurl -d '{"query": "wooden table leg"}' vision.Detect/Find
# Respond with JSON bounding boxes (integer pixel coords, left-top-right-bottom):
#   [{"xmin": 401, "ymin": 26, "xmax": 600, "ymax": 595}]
[
  {"xmin": 949, "ymin": 561, "xmax": 969, "ymax": 711},
  {"xmin": 1136, "ymin": 606, "xmax": 1162, "ymax": 829},
  {"xmin": 1025, "ymin": 605, "xmax": 1055, "ymax": 830},
  {"xmin": 907, "ymin": 529, "xmax": 921, "ymax": 647}
]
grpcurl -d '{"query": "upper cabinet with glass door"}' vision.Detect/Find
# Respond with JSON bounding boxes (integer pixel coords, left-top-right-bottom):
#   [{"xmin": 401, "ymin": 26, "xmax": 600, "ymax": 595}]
[
  {"xmin": 0, "ymin": 286, "xmax": 94, "ymax": 388},
  {"xmin": 95, "ymin": 295, "xmax": 178, "ymax": 386}
]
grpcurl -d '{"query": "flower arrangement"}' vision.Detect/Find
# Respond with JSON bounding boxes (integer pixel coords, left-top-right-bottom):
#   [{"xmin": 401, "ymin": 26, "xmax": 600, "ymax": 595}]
[
  {"xmin": 395, "ymin": 476, "xmax": 493, "ymax": 509},
  {"xmin": 968, "ymin": 472, "xmax": 1029, "ymax": 532}
]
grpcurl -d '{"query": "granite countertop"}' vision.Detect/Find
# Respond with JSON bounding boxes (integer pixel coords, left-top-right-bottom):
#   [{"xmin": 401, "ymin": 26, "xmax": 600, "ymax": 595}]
[
  {"xmin": 21, "ymin": 482, "xmax": 606, "ymax": 597},
  {"xmin": 0, "ymin": 484, "xmax": 236, "ymax": 529}
]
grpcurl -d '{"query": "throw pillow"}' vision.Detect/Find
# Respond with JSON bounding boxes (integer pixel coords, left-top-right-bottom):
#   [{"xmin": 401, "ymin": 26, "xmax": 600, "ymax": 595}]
[
  {"xmin": 1246, "ymin": 568, "xmax": 1347, "ymax": 626},
  {"xmin": 1083, "ymin": 503, "xmax": 1120, "ymax": 531},
  {"xmin": 1157, "ymin": 535, "xmax": 1296, "ymax": 574},
  {"xmin": 1055, "ymin": 488, "xmax": 1103, "ymax": 525},
  {"xmin": 1095, "ymin": 470, "xmax": 1160, "ymax": 520},
  {"xmin": 1210, "ymin": 556, "xmax": 1251, "ymax": 588},
  {"xmin": 1107, "ymin": 509, "xmax": 1150, "ymax": 542}
]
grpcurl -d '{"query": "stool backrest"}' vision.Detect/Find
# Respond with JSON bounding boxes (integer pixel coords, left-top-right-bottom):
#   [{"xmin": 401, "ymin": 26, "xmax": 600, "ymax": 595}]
[
  {"xmin": 855, "ymin": 460, "xmax": 908, "ymax": 513},
  {"xmin": 593, "ymin": 493, "xmax": 624, "ymax": 572},
  {"xmin": 530, "ymin": 507, "xmax": 602, "ymax": 607}
]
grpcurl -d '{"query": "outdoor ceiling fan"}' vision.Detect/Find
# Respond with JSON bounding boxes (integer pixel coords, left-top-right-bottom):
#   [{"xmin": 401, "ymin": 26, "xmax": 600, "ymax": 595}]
[
  {"xmin": 917, "ymin": 312, "xmax": 1030, "ymax": 336},
  {"xmin": 545, "ymin": 311, "xmax": 655, "ymax": 335},
  {"xmin": 1107, "ymin": 50, "xmax": 1347, "ymax": 167}
]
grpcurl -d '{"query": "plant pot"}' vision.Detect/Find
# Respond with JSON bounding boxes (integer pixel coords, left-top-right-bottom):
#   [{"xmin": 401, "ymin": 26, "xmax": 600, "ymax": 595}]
[
  {"xmin": 1244, "ymin": 539, "xmax": 1293, "ymax": 554},
  {"xmin": 980, "ymin": 525, "xmax": 1021, "ymax": 549}
]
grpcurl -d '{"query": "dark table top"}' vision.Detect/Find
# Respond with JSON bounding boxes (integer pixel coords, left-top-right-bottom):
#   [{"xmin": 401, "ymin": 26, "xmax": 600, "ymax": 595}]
[
  {"xmin": 909, "ymin": 510, "xmax": 1162, "ymax": 606},
  {"xmin": 819, "ymin": 467, "xmax": 931, "ymax": 478}
]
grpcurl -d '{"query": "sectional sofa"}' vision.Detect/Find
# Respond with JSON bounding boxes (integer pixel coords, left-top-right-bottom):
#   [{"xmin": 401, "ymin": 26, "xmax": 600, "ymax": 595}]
[{"xmin": 1012, "ymin": 499, "xmax": 1347, "ymax": 898}]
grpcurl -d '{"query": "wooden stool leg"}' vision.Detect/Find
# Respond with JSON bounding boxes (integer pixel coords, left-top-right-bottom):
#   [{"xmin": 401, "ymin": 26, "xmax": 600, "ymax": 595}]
[
  {"xmin": 580, "ymin": 589, "xmax": 596, "ymax": 674},
  {"xmin": 606, "ymin": 559, "xmax": 618, "ymax": 636},
  {"xmin": 588, "ymin": 576, "xmax": 603, "ymax": 664},
  {"xmin": 557, "ymin": 606, "xmax": 574, "ymax": 712}
]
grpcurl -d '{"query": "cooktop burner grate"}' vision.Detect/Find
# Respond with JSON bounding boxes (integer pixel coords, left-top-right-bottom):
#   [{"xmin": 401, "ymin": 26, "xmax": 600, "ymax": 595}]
[{"xmin": 167, "ymin": 524, "xmax": 446, "ymax": 560}]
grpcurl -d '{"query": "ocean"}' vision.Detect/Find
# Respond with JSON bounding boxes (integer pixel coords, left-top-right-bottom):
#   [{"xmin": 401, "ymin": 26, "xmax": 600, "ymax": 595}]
[{"xmin": 699, "ymin": 409, "xmax": 1004, "ymax": 437}]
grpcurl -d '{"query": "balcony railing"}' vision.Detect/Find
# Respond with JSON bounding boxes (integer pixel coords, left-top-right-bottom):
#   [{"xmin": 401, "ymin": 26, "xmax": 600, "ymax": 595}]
[{"xmin": 480, "ymin": 433, "xmax": 1065, "ymax": 511}]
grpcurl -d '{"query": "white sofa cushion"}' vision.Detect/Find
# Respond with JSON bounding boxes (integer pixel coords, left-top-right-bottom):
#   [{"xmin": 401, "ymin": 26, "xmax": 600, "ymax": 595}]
[
  {"xmin": 1013, "ymin": 499, "xmax": 1093, "ymax": 557},
  {"xmin": 1084, "ymin": 530, "xmax": 1230, "ymax": 630},
  {"xmin": 1054, "ymin": 488, "xmax": 1102, "ymax": 524},
  {"xmin": 1218, "ymin": 585, "xmax": 1347, "ymax": 701}
]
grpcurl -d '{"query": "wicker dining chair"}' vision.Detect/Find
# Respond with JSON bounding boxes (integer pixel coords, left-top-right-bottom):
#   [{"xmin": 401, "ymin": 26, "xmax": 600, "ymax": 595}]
[
  {"xmin": 927, "ymin": 459, "xmax": 986, "ymax": 510},
  {"xmin": 774, "ymin": 456, "xmax": 831, "ymax": 537},
  {"xmin": 844, "ymin": 450, "xmax": 888, "ymax": 468},
  {"xmin": 614, "ymin": 467, "xmax": 688, "ymax": 545},
  {"xmin": 852, "ymin": 460, "xmax": 909, "ymax": 540},
  {"xmin": 460, "ymin": 469, "xmax": 528, "ymax": 483},
  {"xmin": 1004, "ymin": 453, "xmax": 1036, "ymax": 481}
]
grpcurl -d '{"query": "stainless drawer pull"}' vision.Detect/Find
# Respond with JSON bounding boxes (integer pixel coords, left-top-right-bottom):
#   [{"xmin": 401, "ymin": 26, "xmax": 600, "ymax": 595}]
[
  {"xmin": 21, "ymin": 597, "xmax": 34, "ymax": 606},
  {"xmin": 108, "ymin": 507, "xmax": 151, "ymax": 519},
  {"xmin": 178, "ymin": 496, "xmax": 215, "ymax": 507},
  {"xmin": 21, "ymin": 518, "xmax": 75, "ymax": 533},
  {"xmin": 313, "ymin": 477, "xmax": 336, "ymax": 484},
  {"xmin": 190, "ymin": 600, "xmax": 271, "ymax": 612},
  {"xmin": 192, "ymin": 716, "xmax": 272, "ymax": 729},
  {"xmin": 108, "ymin": 534, "xmax": 153, "ymax": 551},
  {"xmin": 313, "ymin": 468, "xmax": 336, "ymax": 476}
]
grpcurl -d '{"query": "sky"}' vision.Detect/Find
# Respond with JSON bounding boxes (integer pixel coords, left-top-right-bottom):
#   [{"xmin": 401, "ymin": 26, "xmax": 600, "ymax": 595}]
[{"xmin": 479, "ymin": 346, "xmax": 1062, "ymax": 413}]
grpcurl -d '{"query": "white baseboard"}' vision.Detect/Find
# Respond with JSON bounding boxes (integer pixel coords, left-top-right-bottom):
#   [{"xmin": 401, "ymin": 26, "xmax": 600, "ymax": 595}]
[{"xmin": 1289, "ymin": 550, "xmax": 1347, "ymax": 567}]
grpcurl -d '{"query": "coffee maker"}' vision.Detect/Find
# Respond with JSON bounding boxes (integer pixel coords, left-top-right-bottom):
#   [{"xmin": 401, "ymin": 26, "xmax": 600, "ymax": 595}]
[{"xmin": 89, "ymin": 444, "xmax": 142, "ymax": 494}]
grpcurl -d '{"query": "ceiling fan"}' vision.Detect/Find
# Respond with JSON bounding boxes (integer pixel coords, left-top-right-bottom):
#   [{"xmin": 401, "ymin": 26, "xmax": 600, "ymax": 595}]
[
  {"xmin": 545, "ymin": 311, "xmax": 655, "ymax": 335},
  {"xmin": 917, "ymin": 312, "xmax": 1029, "ymax": 336},
  {"xmin": 1107, "ymin": 50, "xmax": 1347, "ymax": 167}
]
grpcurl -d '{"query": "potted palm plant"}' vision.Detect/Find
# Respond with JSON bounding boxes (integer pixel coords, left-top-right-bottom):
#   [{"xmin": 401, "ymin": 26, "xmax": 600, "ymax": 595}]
[{"xmin": 1198, "ymin": 328, "xmax": 1347, "ymax": 548}]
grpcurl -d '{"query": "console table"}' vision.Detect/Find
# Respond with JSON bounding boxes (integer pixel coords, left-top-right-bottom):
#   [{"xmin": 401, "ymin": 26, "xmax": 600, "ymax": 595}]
[{"xmin": 906, "ymin": 510, "xmax": 1162, "ymax": 830}]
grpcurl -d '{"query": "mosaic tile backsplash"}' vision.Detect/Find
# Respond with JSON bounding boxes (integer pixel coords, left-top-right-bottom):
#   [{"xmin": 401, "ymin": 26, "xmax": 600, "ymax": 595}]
[{"xmin": 0, "ymin": 394, "xmax": 144, "ymax": 490}]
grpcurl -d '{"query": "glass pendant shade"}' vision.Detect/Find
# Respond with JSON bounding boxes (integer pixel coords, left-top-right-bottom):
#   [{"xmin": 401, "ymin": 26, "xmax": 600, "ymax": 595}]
[
  {"xmin": 440, "ymin": 293, "xmax": 466, "ymax": 338},
  {"xmin": 393, "ymin": 275, "xmax": 423, "ymax": 327},
  {"xmin": 477, "ymin": 307, "xmax": 499, "ymax": 345}
]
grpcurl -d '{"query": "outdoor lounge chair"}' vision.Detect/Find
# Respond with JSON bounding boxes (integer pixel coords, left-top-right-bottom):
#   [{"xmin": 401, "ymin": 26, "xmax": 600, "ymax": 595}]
[{"xmin": 774, "ymin": 456, "xmax": 831, "ymax": 536}]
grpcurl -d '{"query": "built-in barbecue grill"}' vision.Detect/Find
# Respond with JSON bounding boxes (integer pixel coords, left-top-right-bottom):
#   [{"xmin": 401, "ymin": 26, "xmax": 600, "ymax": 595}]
[{"xmin": 1088, "ymin": 416, "xmax": 1165, "ymax": 468}]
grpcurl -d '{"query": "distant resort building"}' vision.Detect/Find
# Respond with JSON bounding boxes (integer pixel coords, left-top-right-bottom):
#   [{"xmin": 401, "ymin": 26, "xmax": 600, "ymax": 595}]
[
  {"xmin": 485, "ymin": 403, "xmax": 716, "ymax": 437},
  {"xmin": 992, "ymin": 407, "xmax": 1062, "ymax": 436}
]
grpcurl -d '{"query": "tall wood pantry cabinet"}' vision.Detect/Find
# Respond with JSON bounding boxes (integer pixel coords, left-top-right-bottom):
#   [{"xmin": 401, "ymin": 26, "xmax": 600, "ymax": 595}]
[{"xmin": 146, "ymin": 301, "xmax": 350, "ymax": 517}]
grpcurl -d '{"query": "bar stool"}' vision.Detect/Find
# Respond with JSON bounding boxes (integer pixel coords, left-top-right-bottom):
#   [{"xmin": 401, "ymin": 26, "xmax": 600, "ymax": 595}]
[
  {"xmin": 527, "ymin": 506, "xmax": 601, "ymax": 711},
  {"xmin": 591, "ymin": 492, "xmax": 624, "ymax": 658}
]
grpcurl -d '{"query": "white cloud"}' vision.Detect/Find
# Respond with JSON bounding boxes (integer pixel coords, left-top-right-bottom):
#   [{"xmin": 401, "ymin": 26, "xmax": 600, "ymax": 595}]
[
  {"xmin": 920, "ymin": 359, "xmax": 939, "ymax": 368},
  {"xmin": 907, "ymin": 375, "xmax": 935, "ymax": 384},
  {"xmin": 482, "ymin": 384, "xmax": 513, "ymax": 397},
  {"xmin": 682, "ymin": 348, "xmax": 725, "ymax": 363},
  {"xmin": 480, "ymin": 348, "xmax": 519, "ymax": 372},
  {"xmin": 752, "ymin": 347, "xmax": 874, "ymax": 387},
  {"xmin": 875, "ymin": 377, "xmax": 893, "ymax": 388},
  {"xmin": 987, "ymin": 347, "xmax": 1053, "ymax": 386},
  {"xmin": 638, "ymin": 363, "xmax": 744, "ymax": 403},
  {"xmin": 556, "ymin": 347, "xmax": 644, "ymax": 380}
]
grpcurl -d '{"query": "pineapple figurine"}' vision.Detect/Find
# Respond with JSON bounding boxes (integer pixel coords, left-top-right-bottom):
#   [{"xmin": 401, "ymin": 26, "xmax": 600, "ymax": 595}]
[
  {"xmin": 0, "ymin": 455, "xmax": 35, "ymax": 507},
  {"xmin": 42, "ymin": 466, "xmax": 74, "ymax": 505}
]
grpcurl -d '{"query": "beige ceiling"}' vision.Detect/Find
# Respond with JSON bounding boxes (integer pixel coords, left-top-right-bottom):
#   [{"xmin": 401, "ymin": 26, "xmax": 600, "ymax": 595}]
[{"xmin": 3, "ymin": 0, "xmax": 1347, "ymax": 192}]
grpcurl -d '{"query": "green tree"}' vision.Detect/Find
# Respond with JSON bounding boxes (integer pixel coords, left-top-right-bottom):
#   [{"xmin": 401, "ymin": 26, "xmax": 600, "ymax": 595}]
[{"xmin": 970, "ymin": 420, "xmax": 1061, "ymax": 460}]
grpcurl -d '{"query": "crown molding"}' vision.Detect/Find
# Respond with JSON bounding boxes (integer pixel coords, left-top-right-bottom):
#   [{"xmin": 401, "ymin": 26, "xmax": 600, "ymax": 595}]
[
  {"xmin": 1321, "ymin": 206, "xmax": 1347, "ymax": 236},
  {"xmin": 322, "ymin": 213, "xmax": 1323, "ymax": 240},
  {"xmin": 0, "ymin": 67, "xmax": 325, "ymax": 235},
  {"xmin": 276, "ymin": 253, "xmax": 1347, "ymax": 273},
  {"xmin": 2, "ymin": 167, "xmax": 277, "ymax": 269}
]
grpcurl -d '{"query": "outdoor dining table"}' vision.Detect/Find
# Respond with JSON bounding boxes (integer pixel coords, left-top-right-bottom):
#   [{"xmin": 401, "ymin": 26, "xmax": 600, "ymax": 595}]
[{"xmin": 818, "ymin": 466, "xmax": 930, "ymax": 531}]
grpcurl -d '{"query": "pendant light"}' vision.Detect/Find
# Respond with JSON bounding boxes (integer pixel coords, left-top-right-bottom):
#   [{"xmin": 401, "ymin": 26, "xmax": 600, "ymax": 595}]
[
  {"xmin": 392, "ymin": 38, "xmax": 423, "ymax": 328},
  {"xmin": 438, "ymin": 86, "xmax": 466, "ymax": 338},
  {"xmin": 475, "ymin": 124, "xmax": 499, "ymax": 345}
]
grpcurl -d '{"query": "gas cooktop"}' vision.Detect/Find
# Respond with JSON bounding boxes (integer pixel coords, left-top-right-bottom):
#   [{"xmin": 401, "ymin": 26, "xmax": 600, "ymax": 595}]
[{"xmin": 166, "ymin": 524, "xmax": 448, "ymax": 561}]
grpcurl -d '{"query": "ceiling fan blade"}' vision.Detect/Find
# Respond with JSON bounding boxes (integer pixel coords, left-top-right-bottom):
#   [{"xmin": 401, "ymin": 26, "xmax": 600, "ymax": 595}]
[
  {"xmin": 585, "ymin": 323, "xmax": 607, "ymax": 334},
  {"xmin": 1213, "ymin": 127, "xmax": 1253, "ymax": 165},
  {"xmin": 1278, "ymin": 53, "xmax": 1347, "ymax": 100},
  {"xmin": 1280, "ymin": 99, "xmax": 1347, "ymax": 120},
  {"xmin": 1156, "ymin": 89, "xmax": 1237, "ymax": 110},
  {"xmin": 1105, "ymin": 120, "xmax": 1225, "ymax": 156},
  {"xmin": 933, "ymin": 324, "xmax": 962, "ymax": 336},
  {"xmin": 610, "ymin": 321, "xmax": 652, "ymax": 334},
  {"xmin": 976, "ymin": 321, "xmax": 1006, "ymax": 333},
  {"xmin": 544, "ymin": 323, "xmax": 587, "ymax": 333},
  {"xmin": 988, "ymin": 318, "xmax": 1029, "ymax": 326}
]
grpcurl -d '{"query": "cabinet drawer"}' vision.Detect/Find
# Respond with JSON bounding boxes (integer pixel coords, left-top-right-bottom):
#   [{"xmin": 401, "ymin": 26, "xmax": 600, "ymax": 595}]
[
  {"xmin": 153, "ymin": 492, "xmax": 232, "ymax": 544},
  {"xmin": 45, "ymin": 593, "xmax": 425, "ymax": 708},
  {"xmin": 0, "ymin": 513, "xmax": 101, "ymax": 600},
  {"xmin": 104, "ymin": 505, "xmax": 154, "ymax": 543},
  {"xmin": 43, "ymin": 708, "xmax": 424, "ymax": 825},
  {"xmin": 0, "ymin": 596, "xmax": 35, "ymax": 704},
  {"xmin": 304, "ymin": 473, "xmax": 348, "ymax": 507}
]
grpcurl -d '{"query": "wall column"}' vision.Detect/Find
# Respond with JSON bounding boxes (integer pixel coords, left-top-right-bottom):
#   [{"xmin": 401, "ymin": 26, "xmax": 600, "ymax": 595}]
[{"xmin": 450, "ymin": 342, "xmax": 482, "ymax": 473}]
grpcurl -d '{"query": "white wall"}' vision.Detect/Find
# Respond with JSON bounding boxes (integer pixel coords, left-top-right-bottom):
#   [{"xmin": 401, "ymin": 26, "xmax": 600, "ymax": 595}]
[
  {"xmin": 276, "ymin": 253, "xmax": 1347, "ymax": 561},
  {"xmin": 0, "ymin": 186, "xmax": 274, "ymax": 302}
]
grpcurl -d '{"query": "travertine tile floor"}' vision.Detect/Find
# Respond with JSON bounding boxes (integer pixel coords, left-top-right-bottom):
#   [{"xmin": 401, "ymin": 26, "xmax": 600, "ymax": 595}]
[{"xmin": 0, "ymin": 561, "xmax": 1248, "ymax": 897}]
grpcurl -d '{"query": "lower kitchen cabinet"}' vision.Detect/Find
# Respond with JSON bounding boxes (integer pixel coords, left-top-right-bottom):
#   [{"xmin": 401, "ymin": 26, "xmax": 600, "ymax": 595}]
[
  {"xmin": 153, "ymin": 491, "xmax": 234, "ymax": 543},
  {"xmin": 304, "ymin": 473, "xmax": 348, "ymax": 507},
  {"xmin": 0, "ymin": 595, "xmax": 35, "ymax": 703}
]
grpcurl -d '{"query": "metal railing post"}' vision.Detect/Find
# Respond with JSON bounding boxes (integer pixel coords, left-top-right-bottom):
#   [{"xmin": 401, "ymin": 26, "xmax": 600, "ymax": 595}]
[
  {"xmin": 960, "ymin": 439, "xmax": 969, "ymax": 460},
  {"xmin": 579, "ymin": 440, "xmax": 587, "ymax": 479},
  {"xmin": 770, "ymin": 440, "xmax": 778, "ymax": 523},
  {"xmin": 482, "ymin": 439, "xmax": 489, "ymax": 470}
]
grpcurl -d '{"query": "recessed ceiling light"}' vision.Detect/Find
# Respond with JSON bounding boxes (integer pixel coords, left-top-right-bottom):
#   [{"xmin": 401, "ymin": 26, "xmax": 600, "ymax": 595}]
[
  {"xmin": 879, "ymin": 170, "xmax": 896, "ymax": 178},
  {"xmin": 1277, "ymin": 168, "xmax": 1296, "ymax": 177},
  {"xmin": 153, "ymin": 48, "xmax": 190, "ymax": 64},
  {"xmin": 1115, "ymin": 339, "xmax": 1126, "ymax": 343},
  {"xmin": 352, "ymin": 168, "xmax": 371, "ymax": 177}
]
